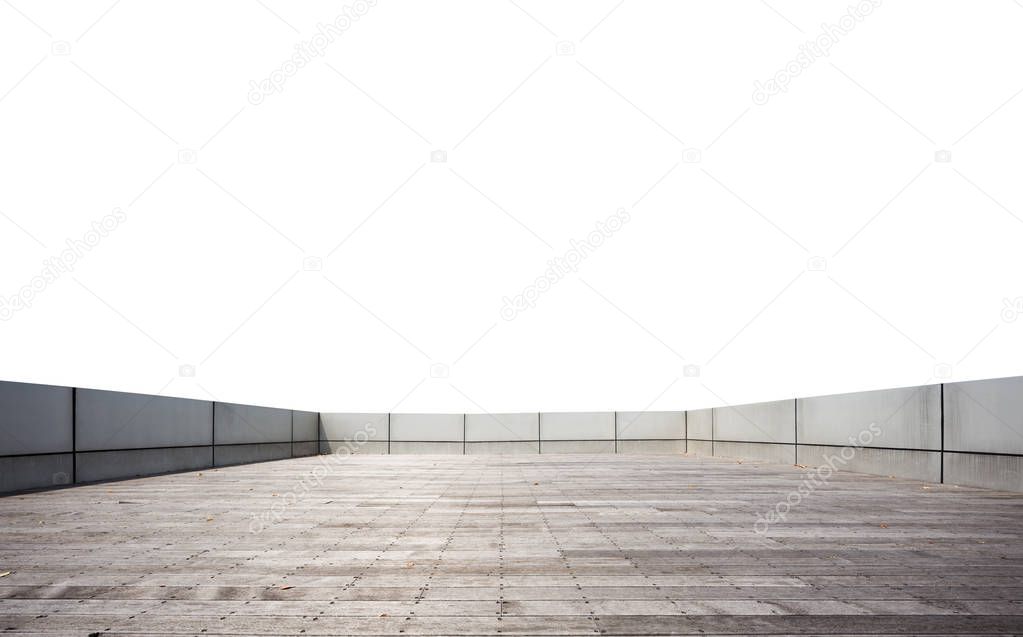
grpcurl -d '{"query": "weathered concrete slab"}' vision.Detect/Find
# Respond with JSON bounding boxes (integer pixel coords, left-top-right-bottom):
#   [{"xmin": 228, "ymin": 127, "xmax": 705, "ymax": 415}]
[
  {"xmin": 465, "ymin": 441, "xmax": 539, "ymax": 455},
  {"xmin": 389, "ymin": 414, "xmax": 462, "ymax": 442},
  {"xmin": 797, "ymin": 385, "xmax": 940, "ymax": 449},
  {"xmin": 616, "ymin": 411, "xmax": 684, "ymax": 440},
  {"xmin": 617, "ymin": 439, "xmax": 684, "ymax": 454},
  {"xmin": 540, "ymin": 440, "xmax": 614, "ymax": 453},
  {"xmin": 686, "ymin": 408, "xmax": 713, "ymax": 440},
  {"xmin": 540, "ymin": 412, "xmax": 614, "ymax": 440},
  {"xmin": 944, "ymin": 451, "xmax": 1023, "ymax": 491},
  {"xmin": 944, "ymin": 376, "xmax": 1023, "ymax": 454},
  {"xmin": 1, "ymin": 454, "xmax": 1021, "ymax": 635},
  {"xmin": 799, "ymin": 444, "xmax": 941, "ymax": 482},
  {"xmin": 319, "ymin": 413, "xmax": 388, "ymax": 441},
  {"xmin": 464, "ymin": 413, "xmax": 538, "ymax": 441},
  {"xmin": 713, "ymin": 399, "xmax": 795, "ymax": 443},
  {"xmin": 713, "ymin": 440, "xmax": 795, "ymax": 464}
]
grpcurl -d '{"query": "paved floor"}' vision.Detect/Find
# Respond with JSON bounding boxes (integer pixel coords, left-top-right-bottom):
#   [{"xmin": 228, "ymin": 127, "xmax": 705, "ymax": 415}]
[{"xmin": 1, "ymin": 454, "xmax": 1023, "ymax": 635}]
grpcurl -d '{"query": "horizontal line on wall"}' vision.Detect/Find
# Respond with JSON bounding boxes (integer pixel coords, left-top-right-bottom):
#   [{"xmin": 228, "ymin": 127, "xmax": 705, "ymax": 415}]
[{"xmin": 0, "ymin": 450, "xmax": 73, "ymax": 460}]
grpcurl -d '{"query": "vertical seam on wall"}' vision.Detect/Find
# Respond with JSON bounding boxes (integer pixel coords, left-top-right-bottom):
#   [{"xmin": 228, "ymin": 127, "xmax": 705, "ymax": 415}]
[
  {"xmin": 940, "ymin": 383, "xmax": 945, "ymax": 483},
  {"xmin": 793, "ymin": 398, "xmax": 798, "ymax": 465},
  {"xmin": 711, "ymin": 409, "xmax": 715, "ymax": 457},
  {"xmin": 684, "ymin": 410, "xmax": 688, "ymax": 455},
  {"xmin": 71, "ymin": 387, "xmax": 77, "ymax": 484},
  {"xmin": 317, "ymin": 412, "xmax": 322, "ymax": 456},
  {"xmin": 537, "ymin": 412, "xmax": 541, "ymax": 455},
  {"xmin": 463, "ymin": 413, "xmax": 466, "ymax": 455},
  {"xmin": 211, "ymin": 402, "xmax": 216, "ymax": 467},
  {"xmin": 290, "ymin": 410, "xmax": 294, "ymax": 458},
  {"xmin": 387, "ymin": 413, "xmax": 391, "ymax": 455},
  {"xmin": 614, "ymin": 411, "xmax": 618, "ymax": 454}
]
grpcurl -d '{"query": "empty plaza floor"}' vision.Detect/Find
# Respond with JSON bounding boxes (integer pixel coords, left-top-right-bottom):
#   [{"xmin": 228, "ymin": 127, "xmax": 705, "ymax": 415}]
[{"xmin": 2, "ymin": 454, "xmax": 1023, "ymax": 635}]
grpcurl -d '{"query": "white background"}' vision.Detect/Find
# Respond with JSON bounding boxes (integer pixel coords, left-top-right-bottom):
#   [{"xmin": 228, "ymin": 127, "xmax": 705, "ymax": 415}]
[{"xmin": 1, "ymin": 0, "xmax": 1021, "ymax": 414}]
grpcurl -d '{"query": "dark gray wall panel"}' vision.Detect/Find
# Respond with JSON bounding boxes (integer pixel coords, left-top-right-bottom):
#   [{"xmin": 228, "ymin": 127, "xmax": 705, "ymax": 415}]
[
  {"xmin": 0, "ymin": 381, "xmax": 73, "ymax": 455},
  {"xmin": 76, "ymin": 446, "xmax": 211, "ymax": 483},
  {"xmin": 292, "ymin": 411, "xmax": 318, "ymax": 442},
  {"xmin": 214, "ymin": 442, "xmax": 291, "ymax": 467},
  {"xmin": 0, "ymin": 453, "xmax": 73, "ymax": 492},
  {"xmin": 214, "ymin": 403, "xmax": 291, "ymax": 445},
  {"xmin": 76, "ymin": 389, "xmax": 212, "ymax": 451}
]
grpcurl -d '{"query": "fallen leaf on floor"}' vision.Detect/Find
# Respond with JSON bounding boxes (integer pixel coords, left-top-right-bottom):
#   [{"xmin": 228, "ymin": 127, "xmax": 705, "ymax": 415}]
[
  {"xmin": 379, "ymin": 613, "xmax": 388, "ymax": 617},
  {"xmin": 794, "ymin": 464, "xmax": 807, "ymax": 469},
  {"xmin": 205, "ymin": 517, "xmax": 214, "ymax": 522},
  {"xmin": 404, "ymin": 561, "xmax": 415, "ymax": 568},
  {"xmin": 0, "ymin": 571, "xmax": 11, "ymax": 578},
  {"xmin": 280, "ymin": 585, "xmax": 293, "ymax": 590},
  {"xmin": 879, "ymin": 523, "xmax": 888, "ymax": 528}
]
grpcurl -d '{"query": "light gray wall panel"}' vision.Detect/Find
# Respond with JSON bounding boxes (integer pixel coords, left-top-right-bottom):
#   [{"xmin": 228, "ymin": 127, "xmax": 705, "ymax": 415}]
[
  {"xmin": 616, "ymin": 411, "xmax": 684, "ymax": 440},
  {"xmin": 686, "ymin": 409, "xmax": 713, "ymax": 440},
  {"xmin": 713, "ymin": 400, "xmax": 795, "ymax": 443},
  {"xmin": 76, "ymin": 446, "xmax": 211, "ymax": 483},
  {"xmin": 214, "ymin": 403, "xmax": 291, "ymax": 445},
  {"xmin": 0, "ymin": 381, "xmax": 73, "ymax": 456},
  {"xmin": 320, "ymin": 440, "xmax": 389, "ymax": 455},
  {"xmin": 945, "ymin": 377, "xmax": 1023, "ymax": 454},
  {"xmin": 292, "ymin": 441, "xmax": 318, "ymax": 457},
  {"xmin": 713, "ymin": 441, "xmax": 795, "ymax": 464},
  {"xmin": 0, "ymin": 453, "xmax": 73, "ymax": 492},
  {"xmin": 617, "ymin": 440, "xmax": 685, "ymax": 454},
  {"xmin": 687, "ymin": 440, "xmax": 713, "ymax": 456},
  {"xmin": 214, "ymin": 442, "xmax": 291, "ymax": 467},
  {"xmin": 798, "ymin": 444, "xmax": 940, "ymax": 483},
  {"xmin": 944, "ymin": 452, "xmax": 1023, "ymax": 491},
  {"xmin": 390, "ymin": 414, "xmax": 463, "ymax": 442},
  {"xmin": 319, "ymin": 413, "xmax": 388, "ymax": 441},
  {"xmin": 797, "ymin": 386, "xmax": 939, "ymax": 449},
  {"xmin": 541, "ymin": 440, "xmax": 615, "ymax": 454},
  {"xmin": 76, "ymin": 389, "xmax": 211, "ymax": 451},
  {"xmin": 465, "ymin": 413, "xmax": 539, "ymax": 442},
  {"xmin": 292, "ymin": 411, "xmax": 318, "ymax": 442},
  {"xmin": 465, "ymin": 441, "xmax": 539, "ymax": 455},
  {"xmin": 390, "ymin": 441, "xmax": 463, "ymax": 454},
  {"xmin": 540, "ymin": 412, "xmax": 614, "ymax": 440}
]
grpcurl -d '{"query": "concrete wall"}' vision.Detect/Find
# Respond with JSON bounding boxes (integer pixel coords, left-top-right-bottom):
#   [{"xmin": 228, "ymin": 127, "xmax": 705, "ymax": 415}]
[
  {"xmin": 0, "ymin": 380, "xmax": 320, "ymax": 493},
  {"xmin": 697, "ymin": 377, "xmax": 1023, "ymax": 492},
  {"xmin": 0, "ymin": 381, "xmax": 73, "ymax": 491}
]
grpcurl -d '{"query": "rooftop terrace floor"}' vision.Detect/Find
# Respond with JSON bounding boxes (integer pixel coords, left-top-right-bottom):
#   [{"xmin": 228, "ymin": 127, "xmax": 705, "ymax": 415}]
[{"xmin": 2, "ymin": 454, "xmax": 1023, "ymax": 635}]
